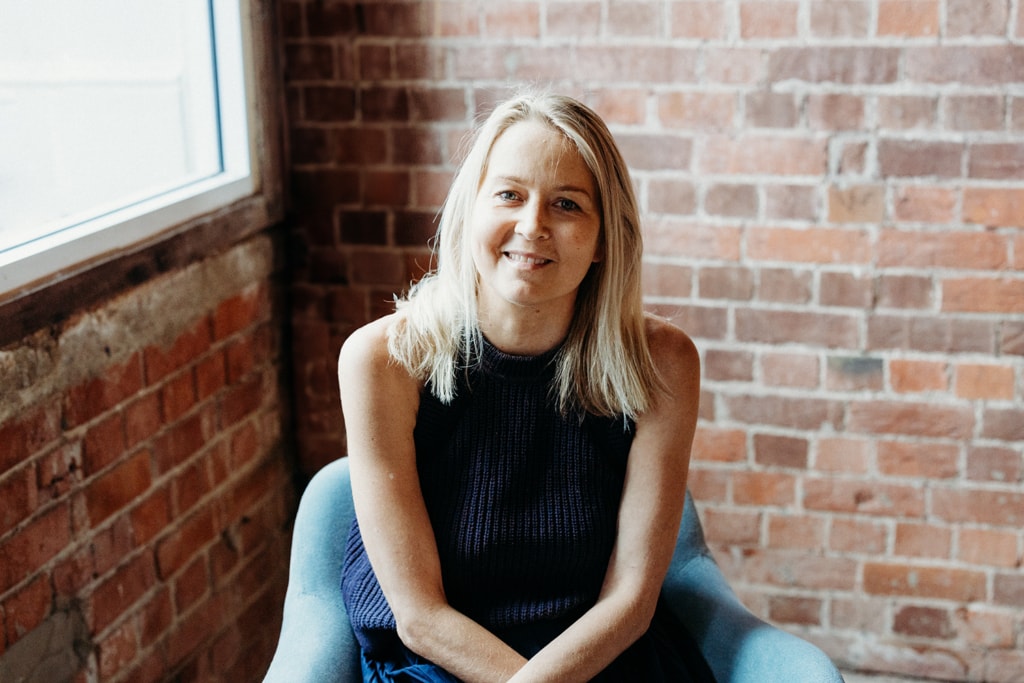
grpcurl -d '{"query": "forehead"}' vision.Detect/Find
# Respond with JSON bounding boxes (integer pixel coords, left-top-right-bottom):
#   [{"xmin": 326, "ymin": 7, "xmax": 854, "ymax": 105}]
[{"xmin": 483, "ymin": 120, "xmax": 594, "ymax": 185}]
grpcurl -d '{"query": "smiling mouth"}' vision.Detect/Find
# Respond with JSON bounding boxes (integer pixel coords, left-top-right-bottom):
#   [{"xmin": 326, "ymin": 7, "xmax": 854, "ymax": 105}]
[{"xmin": 504, "ymin": 251, "xmax": 552, "ymax": 266}]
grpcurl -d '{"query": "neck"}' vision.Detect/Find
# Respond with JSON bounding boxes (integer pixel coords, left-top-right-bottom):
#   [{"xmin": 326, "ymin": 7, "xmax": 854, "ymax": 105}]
[{"xmin": 477, "ymin": 301, "xmax": 573, "ymax": 356}]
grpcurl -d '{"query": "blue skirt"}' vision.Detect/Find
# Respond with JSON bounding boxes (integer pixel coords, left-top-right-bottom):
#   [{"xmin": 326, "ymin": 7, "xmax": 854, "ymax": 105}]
[{"xmin": 360, "ymin": 601, "xmax": 716, "ymax": 682}]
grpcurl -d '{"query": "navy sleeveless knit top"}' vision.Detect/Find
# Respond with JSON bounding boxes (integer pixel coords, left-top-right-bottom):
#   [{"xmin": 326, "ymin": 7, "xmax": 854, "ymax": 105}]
[{"xmin": 341, "ymin": 339, "xmax": 635, "ymax": 658}]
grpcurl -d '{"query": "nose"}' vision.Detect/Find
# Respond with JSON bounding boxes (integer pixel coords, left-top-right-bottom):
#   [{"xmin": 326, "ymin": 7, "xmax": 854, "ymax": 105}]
[{"xmin": 514, "ymin": 200, "xmax": 549, "ymax": 240}]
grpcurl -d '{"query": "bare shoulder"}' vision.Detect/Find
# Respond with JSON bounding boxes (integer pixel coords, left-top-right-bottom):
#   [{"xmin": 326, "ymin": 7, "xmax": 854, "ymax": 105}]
[
  {"xmin": 338, "ymin": 313, "xmax": 419, "ymax": 398},
  {"xmin": 644, "ymin": 314, "xmax": 700, "ymax": 382}
]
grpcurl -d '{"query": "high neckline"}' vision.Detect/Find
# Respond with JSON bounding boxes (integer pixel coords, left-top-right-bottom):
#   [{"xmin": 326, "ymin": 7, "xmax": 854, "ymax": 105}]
[{"xmin": 478, "ymin": 335, "xmax": 561, "ymax": 381}]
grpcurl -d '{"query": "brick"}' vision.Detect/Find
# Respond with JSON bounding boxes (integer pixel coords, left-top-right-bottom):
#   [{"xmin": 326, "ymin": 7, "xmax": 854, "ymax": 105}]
[
  {"xmin": 810, "ymin": 0, "xmax": 869, "ymax": 37},
  {"xmin": 482, "ymin": 1, "xmax": 540, "ymax": 37},
  {"xmin": 837, "ymin": 140, "xmax": 868, "ymax": 175},
  {"xmin": 877, "ymin": 275, "xmax": 933, "ymax": 310},
  {"xmin": 140, "ymin": 588, "xmax": 173, "ymax": 647},
  {"xmin": 691, "ymin": 427, "xmax": 747, "ymax": 463},
  {"xmin": 89, "ymin": 553, "xmax": 157, "ymax": 633},
  {"xmin": 358, "ymin": 44, "xmax": 391, "ymax": 81},
  {"xmin": 762, "ymin": 185, "xmax": 817, "ymax": 221},
  {"xmin": 969, "ymin": 143, "xmax": 1024, "ymax": 180},
  {"xmin": 587, "ymin": 89, "xmax": 647, "ymax": 126},
  {"xmin": 993, "ymin": 573, "xmax": 1024, "ymax": 607},
  {"xmin": 753, "ymin": 433, "xmax": 807, "ymax": 469},
  {"xmin": 830, "ymin": 517, "xmax": 887, "ymax": 553},
  {"xmin": 982, "ymin": 407, "xmax": 1024, "ymax": 442},
  {"xmin": 607, "ymin": 1, "xmax": 660, "ymax": 36},
  {"xmin": 890, "ymin": 359, "xmax": 948, "ymax": 393},
  {"xmin": 642, "ymin": 262, "xmax": 693, "ymax": 297},
  {"xmin": 647, "ymin": 179, "xmax": 697, "ymax": 215},
  {"xmin": 807, "ymin": 93, "xmax": 864, "ymax": 130},
  {"xmin": 733, "ymin": 471, "xmax": 796, "ymax": 506},
  {"xmin": 947, "ymin": 96, "xmax": 1004, "ymax": 132},
  {"xmin": 574, "ymin": 46, "xmax": 700, "ymax": 84},
  {"xmin": 152, "ymin": 410, "xmax": 211, "ymax": 475},
  {"xmin": 955, "ymin": 606, "xmax": 1017, "ymax": 649},
  {"xmin": 0, "ymin": 503, "xmax": 71, "ymax": 593},
  {"xmin": 816, "ymin": 437, "xmax": 871, "ymax": 474},
  {"xmin": 303, "ymin": 86, "xmax": 356, "ymax": 122},
  {"xmin": 958, "ymin": 528, "xmax": 1019, "ymax": 568},
  {"xmin": 283, "ymin": 43, "xmax": 335, "ymax": 82},
  {"xmin": 736, "ymin": 309, "xmax": 859, "ymax": 348},
  {"xmin": 769, "ymin": 595, "xmax": 822, "ymax": 626},
  {"xmin": 748, "ymin": 226, "xmax": 870, "ymax": 264},
  {"xmin": 878, "ymin": 139, "xmax": 962, "ymax": 178},
  {"xmin": 739, "ymin": 1, "xmax": 798, "ymax": 38},
  {"xmin": 932, "ymin": 488, "xmax": 1024, "ymax": 527},
  {"xmin": 744, "ymin": 91, "xmax": 800, "ymax": 128},
  {"xmin": 84, "ymin": 451, "xmax": 153, "ymax": 526},
  {"xmin": 4, "ymin": 574, "xmax": 51, "ymax": 645},
  {"xmin": 759, "ymin": 268, "xmax": 812, "ymax": 304},
  {"xmin": 946, "ymin": 0, "xmax": 1007, "ymax": 36},
  {"xmin": 759, "ymin": 352, "xmax": 817, "ymax": 389},
  {"xmin": 396, "ymin": 43, "xmax": 446, "ymax": 80},
  {"xmin": 92, "ymin": 516, "xmax": 135, "ymax": 577},
  {"xmin": 392, "ymin": 126, "xmax": 447, "ymax": 165},
  {"xmin": 963, "ymin": 187, "xmax": 1024, "ymax": 227},
  {"xmin": 878, "ymin": 95, "xmax": 936, "ymax": 129},
  {"xmin": 828, "ymin": 185, "xmax": 884, "ymax": 223},
  {"xmin": 868, "ymin": 315, "xmax": 996, "ymax": 354},
  {"xmin": 670, "ymin": 1, "xmax": 727, "ymax": 39},
  {"xmin": 877, "ymin": 0, "xmax": 939, "ymax": 36},
  {"xmin": 123, "ymin": 391, "xmax": 162, "ymax": 449},
  {"xmin": 891, "ymin": 186, "xmax": 958, "ymax": 223},
  {"xmin": 848, "ymin": 400, "xmax": 974, "ymax": 439},
  {"xmin": 704, "ymin": 47, "xmax": 762, "ymax": 84},
  {"xmin": 905, "ymin": 46, "xmax": 1024, "ymax": 86},
  {"xmin": 160, "ymin": 371, "xmax": 197, "ymax": 423},
  {"xmin": 863, "ymin": 563, "xmax": 986, "ymax": 601},
  {"xmin": 942, "ymin": 277, "xmax": 1024, "ymax": 314},
  {"xmin": 409, "ymin": 88, "xmax": 468, "ymax": 123},
  {"xmin": 702, "ymin": 508, "xmax": 761, "ymax": 545},
  {"xmin": 305, "ymin": 2, "xmax": 357, "ymax": 37},
  {"xmin": 767, "ymin": 514, "xmax": 824, "ymax": 550},
  {"xmin": 893, "ymin": 606, "xmax": 954, "ymax": 639},
  {"xmin": 658, "ymin": 92, "xmax": 735, "ymax": 130},
  {"xmin": 728, "ymin": 393, "xmax": 844, "ymax": 432},
  {"xmin": 97, "ymin": 619, "xmax": 138, "ymax": 679},
  {"xmin": 195, "ymin": 352, "xmax": 227, "ymax": 401},
  {"xmin": 894, "ymin": 522, "xmax": 952, "ymax": 558},
  {"xmin": 700, "ymin": 135, "xmax": 827, "ymax": 175},
  {"xmin": 742, "ymin": 551, "xmax": 857, "ymax": 590},
  {"xmin": 966, "ymin": 446, "xmax": 1022, "ymax": 483},
  {"xmin": 769, "ymin": 47, "xmax": 899, "ymax": 84},
  {"xmin": 213, "ymin": 285, "xmax": 268, "ymax": 341},
  {"xmin": 880, "ymin": 440, "xmax": 958, "ymax": 479},
  {"xmin": 881, "ymin": 229, "xmax": 1008, "ymax": 269},
  {"xmin": 142, "ymin": 318, "xmax": 211, "ymax": 385},
  {"xmin": 698, "ymin": 266, "xmax": 754, "ymax": 300},
  {"xmin": 0, "ymin": 465, "xmax": 37, "ymax": 538},
  {"xmin": 955, "ymin": 363, "xmax": 1015, "ymax": 400},
  {"xmin": 832, "ymin": 597, "xmax": 888, "ymax": 632},
  {"xmin": 804, "ymin": 478, "xmax": 925, "ymax": 517},
  {"xmin": 704, "ymin": 349, "xmax": 754, "ymax": 382},
  {"xmin": 62, "ymin": 355, "xmax": 144, "ymax": 429},
  {"xmin": 156, "ymin": 505, "xmax": 217, "ymax": 580},
  {"xmin": 820, "ymin": 272, "xmax": 873, "ymax": 308},
  {"xmin": 618, "ymin": 133, "xmax": 693, "ymax": 171},
  {"xmin": 0, "ymin": 404, "xmax": 61, "ymax": 476},
  {"xmin": 644, "ymin": 219, "xmax": 742, "ymax": 261},
  {"xmin": 826, "ymin": 356, "xmax": 884, "ymax": 392},
  {"xmin": 174, "ymin": 555, "xmax": 210, "ymax": 614},
  {"xmin": 548, "ymin": 1, "xmax": 601, "ymax": 36}
]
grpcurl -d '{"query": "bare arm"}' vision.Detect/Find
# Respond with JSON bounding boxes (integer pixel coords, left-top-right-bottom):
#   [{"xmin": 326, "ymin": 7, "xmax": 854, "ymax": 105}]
[
  {"xmin": 508, "ymin": 318, "xmax": 701, "ymax": 682},
  {"xmin": 339, "ymin": 315, "xmax": 527, "ymax": 682}
]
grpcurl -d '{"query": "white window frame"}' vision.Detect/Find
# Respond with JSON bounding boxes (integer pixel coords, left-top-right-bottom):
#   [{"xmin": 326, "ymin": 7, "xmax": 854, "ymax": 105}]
[{"xmin": 0, "ymin": 0, "xmax": 257, "ymax": 300}]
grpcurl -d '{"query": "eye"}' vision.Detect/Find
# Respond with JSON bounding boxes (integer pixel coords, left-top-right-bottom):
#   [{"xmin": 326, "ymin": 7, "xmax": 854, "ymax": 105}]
[
  {"xmin": 555, "ymin": 198, "xmax": 581, "ymax": 212},
  {"xmin": 496, "ymin": 190, "xmax": 519, "ymax": 202}
]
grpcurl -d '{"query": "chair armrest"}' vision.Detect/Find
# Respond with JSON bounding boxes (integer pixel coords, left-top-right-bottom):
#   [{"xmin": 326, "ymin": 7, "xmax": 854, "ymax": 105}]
[
  {"xmin": 661, "ymin": 495, "xmax": 845, "ymax": 683},
  {"xmin": 264, "ymin": 459, "xmax": 363, "ymax": 683}
]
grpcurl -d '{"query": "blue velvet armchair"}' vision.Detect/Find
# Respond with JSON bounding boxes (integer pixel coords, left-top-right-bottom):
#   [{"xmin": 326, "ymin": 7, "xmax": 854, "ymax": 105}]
[{"xmin": 264, "ymin": 457, "xmax": 844, "ymax": 682}]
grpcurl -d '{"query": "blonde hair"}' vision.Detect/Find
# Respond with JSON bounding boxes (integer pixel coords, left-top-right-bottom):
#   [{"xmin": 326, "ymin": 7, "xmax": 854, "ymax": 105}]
[{"xmin": 388, "ymin": 92, "xmax": 661, "ymax": 419}]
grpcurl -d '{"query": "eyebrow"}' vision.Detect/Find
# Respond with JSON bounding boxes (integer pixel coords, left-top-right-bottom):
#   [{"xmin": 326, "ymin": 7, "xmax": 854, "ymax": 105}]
[{"xmin": 493, "ymin": 175, "xmax": 594, "ymax": 197}]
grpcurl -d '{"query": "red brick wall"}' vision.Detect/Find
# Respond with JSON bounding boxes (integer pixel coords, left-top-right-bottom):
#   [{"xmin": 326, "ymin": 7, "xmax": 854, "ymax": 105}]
[
  {"xmin": 282, "ymin": 1, "xmax": 1023, "ymax": 680},
  {"xmin": 0, "ymin": 235, "xmax": 294, "ymax": 681}
]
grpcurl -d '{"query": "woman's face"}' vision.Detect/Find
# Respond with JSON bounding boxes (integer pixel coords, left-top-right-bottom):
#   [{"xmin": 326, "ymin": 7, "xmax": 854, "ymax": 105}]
[{"xmin": 469, "ymin": 120, "xmax": 602, "ymax": 324}]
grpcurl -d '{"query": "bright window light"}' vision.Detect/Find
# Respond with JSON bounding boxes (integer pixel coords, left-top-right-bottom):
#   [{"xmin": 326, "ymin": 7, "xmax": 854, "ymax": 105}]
[{"xmin": 0, "ymin": 0, "xmax": 252, "ymax": 297}]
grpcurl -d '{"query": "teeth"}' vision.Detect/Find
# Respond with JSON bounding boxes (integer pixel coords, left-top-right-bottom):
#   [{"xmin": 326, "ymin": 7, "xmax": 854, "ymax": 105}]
[{"xmin": 505, "ymin": 252, "xmax": 549, "ymax": 265}]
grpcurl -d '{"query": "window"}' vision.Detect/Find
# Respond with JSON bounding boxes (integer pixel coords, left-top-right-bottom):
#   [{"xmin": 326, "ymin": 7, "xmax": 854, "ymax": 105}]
[{"xmin": 0, "ymin": 0, "xmax": 253, "ymax": 298}]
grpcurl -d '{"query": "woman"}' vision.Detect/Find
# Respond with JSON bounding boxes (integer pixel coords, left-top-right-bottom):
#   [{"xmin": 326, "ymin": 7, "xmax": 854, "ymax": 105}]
[{"xmin": 338, "ymin": 92, "xmax": 707, "ymax": 682}]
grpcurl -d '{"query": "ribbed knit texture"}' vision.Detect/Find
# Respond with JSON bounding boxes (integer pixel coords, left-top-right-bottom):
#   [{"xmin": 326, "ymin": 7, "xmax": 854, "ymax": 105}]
[{"xmin": 341, "ymin": 339, "xmax": 635, "ymax": 657}]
